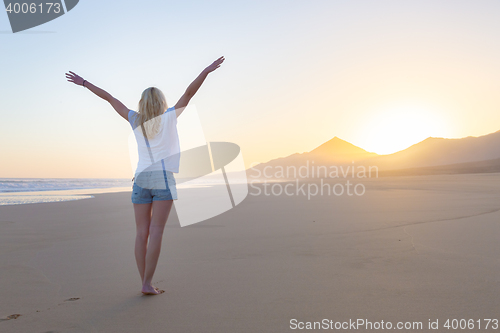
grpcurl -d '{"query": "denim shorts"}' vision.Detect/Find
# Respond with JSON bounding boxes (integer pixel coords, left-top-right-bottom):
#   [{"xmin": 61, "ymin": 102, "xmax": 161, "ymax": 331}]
[{"xmin": 131, "ymin": 170, "xmax": 178, "ymax": 204}]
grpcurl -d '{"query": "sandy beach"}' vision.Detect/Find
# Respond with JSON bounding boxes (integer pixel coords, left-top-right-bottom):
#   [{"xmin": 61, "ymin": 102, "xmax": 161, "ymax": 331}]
[{"xmin": 1, "ymin": 174, "xmax": 500, "ymax": 332}]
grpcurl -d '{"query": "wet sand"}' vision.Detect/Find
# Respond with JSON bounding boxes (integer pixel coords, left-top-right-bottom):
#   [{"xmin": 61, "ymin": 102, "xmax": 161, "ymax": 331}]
[{"xmin": 1, "ymin": 174, "xmax": 499, "ymax": 332}]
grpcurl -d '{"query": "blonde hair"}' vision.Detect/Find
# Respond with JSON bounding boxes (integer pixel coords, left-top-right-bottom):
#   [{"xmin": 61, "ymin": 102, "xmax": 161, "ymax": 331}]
[{"xmin": 134, "ymin": 87, "xmax": 168, "ymax": 138}]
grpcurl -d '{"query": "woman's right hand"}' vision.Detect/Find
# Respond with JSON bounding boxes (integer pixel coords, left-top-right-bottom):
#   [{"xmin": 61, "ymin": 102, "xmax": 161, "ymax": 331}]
[{"xmin": 204, "ymin": 56, "xmax": 225, "ymax": 73}]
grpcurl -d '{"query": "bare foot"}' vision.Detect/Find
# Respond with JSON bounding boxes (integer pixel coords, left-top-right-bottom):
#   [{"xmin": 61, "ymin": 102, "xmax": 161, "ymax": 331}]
[{"xmin": 141, "ymin": 285, "xmax": 165, "ymax": 295}]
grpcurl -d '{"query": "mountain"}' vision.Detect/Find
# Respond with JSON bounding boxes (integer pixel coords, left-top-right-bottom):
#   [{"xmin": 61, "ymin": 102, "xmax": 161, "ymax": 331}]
[
  {"xmin": 369, "ymin": 130, "xmax": 500, "ymax": 170},
  {"xmin": 308, "ymin": 137, "xmax": 378, "ymax": 163},
  {"xmin": 252, "ymin": 137, "xmax": 377, "ymax": 172},
  {"xmin": 250, "ymin": 130, "xmax": 500, "ymax": 178},
  {"xmin": 379, "ymin": 157, "xmax": 500, "ymax": 177}
]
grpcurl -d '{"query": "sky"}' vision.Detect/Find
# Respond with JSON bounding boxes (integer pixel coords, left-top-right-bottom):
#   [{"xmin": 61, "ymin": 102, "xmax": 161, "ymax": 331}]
[{"xmin": 2, "ymin": 0, "xmax": 500, "ymax": 178}]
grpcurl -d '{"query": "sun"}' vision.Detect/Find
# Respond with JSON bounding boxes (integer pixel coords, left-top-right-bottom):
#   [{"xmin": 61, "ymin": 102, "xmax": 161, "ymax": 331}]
[{"xmin": 358, "ymin": 105, "xmax": 449, "ymax": 155}]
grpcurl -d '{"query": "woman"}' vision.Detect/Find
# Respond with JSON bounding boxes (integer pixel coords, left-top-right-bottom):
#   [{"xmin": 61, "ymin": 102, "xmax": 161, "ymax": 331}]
[{"xmin": 65, "ymin": 56, "xmax": 225, "ymax": 295}]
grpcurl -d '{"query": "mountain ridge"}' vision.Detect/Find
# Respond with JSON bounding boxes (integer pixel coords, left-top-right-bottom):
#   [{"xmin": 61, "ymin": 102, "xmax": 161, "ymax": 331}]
[{"xmin": 250, "ymin": 129, "xmax": 500, "ymax": 176}]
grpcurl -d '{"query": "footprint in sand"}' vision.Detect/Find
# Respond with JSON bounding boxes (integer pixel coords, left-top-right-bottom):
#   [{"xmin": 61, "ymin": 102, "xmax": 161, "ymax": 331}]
[
  {"xmin": 56, "ymin": 297, "xmax": 81, "ymax": 305},
  {"xmin": 0, "ymin": 314, "xmax": 22, "ymax": 321}
]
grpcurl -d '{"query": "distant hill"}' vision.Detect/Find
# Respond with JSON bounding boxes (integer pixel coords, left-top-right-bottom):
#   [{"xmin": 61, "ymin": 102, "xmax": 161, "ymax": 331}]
[
  {"xmin": 369, "ymin": 130, "xmax": 500, "ymax": 170},
  {"xmin": 308, "ymin": 137, "xmax": 378, "ymax": 163},
  {"xmin": 253, "ymin": 137, "xmax": 377, "ymax": 171},
  {"xmin": 249, "ymin": 130, "xmax": 500, "ymax": 178},
  {"xmin": 379, "ymin": 157, "xmax": 500, "ymax": 177}
]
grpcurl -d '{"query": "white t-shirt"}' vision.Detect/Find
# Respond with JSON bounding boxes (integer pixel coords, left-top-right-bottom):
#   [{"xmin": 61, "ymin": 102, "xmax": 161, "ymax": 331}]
[{"xmin": 128, "ymin": 107, "xmax": 180, "ymax": 175}]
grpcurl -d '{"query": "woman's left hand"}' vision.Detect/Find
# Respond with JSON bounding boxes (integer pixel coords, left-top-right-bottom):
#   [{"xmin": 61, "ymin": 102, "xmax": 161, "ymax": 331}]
[{"xmin": 65, "ymin": 71, "xmax": 85, "ymax": 86}]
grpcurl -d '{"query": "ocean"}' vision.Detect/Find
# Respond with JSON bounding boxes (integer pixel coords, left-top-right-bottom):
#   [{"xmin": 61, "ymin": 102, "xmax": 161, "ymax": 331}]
[
  {"xmin": 0, "ymin": 178, "xmax": 132, "ymax": 193},
  {"xmin": 0, "ymin": 178, "xmax": 133, "ymax": 206},
  {"xmin": 0, "ymin": 176, "xmax": 250, "ymax": 206}
]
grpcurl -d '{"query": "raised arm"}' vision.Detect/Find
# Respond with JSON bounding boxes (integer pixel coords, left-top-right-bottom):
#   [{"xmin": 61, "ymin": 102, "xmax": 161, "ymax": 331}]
[
  {"xmin": 174, "ymin": 56, "xmax": 225, "ymax": 117},
  {"xmin": 65, "ymin": 71, "xmax": 129, "ymax": 121}
]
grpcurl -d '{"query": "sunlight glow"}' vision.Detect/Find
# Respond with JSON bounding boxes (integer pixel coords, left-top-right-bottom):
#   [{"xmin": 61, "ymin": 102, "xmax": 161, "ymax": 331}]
[{"xmin": 357, "ymin": 105, "xmax": 450, "ymax": 155}]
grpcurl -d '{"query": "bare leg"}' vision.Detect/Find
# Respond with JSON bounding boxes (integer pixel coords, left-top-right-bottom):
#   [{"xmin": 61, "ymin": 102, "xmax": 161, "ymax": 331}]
[
  {"xmin": 142, "ymin": 200, "xmax": 173, "ymax": 295},
  {"xmin": 133, "ymin": 203, "xmax": 152, "ymax": 283}
]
